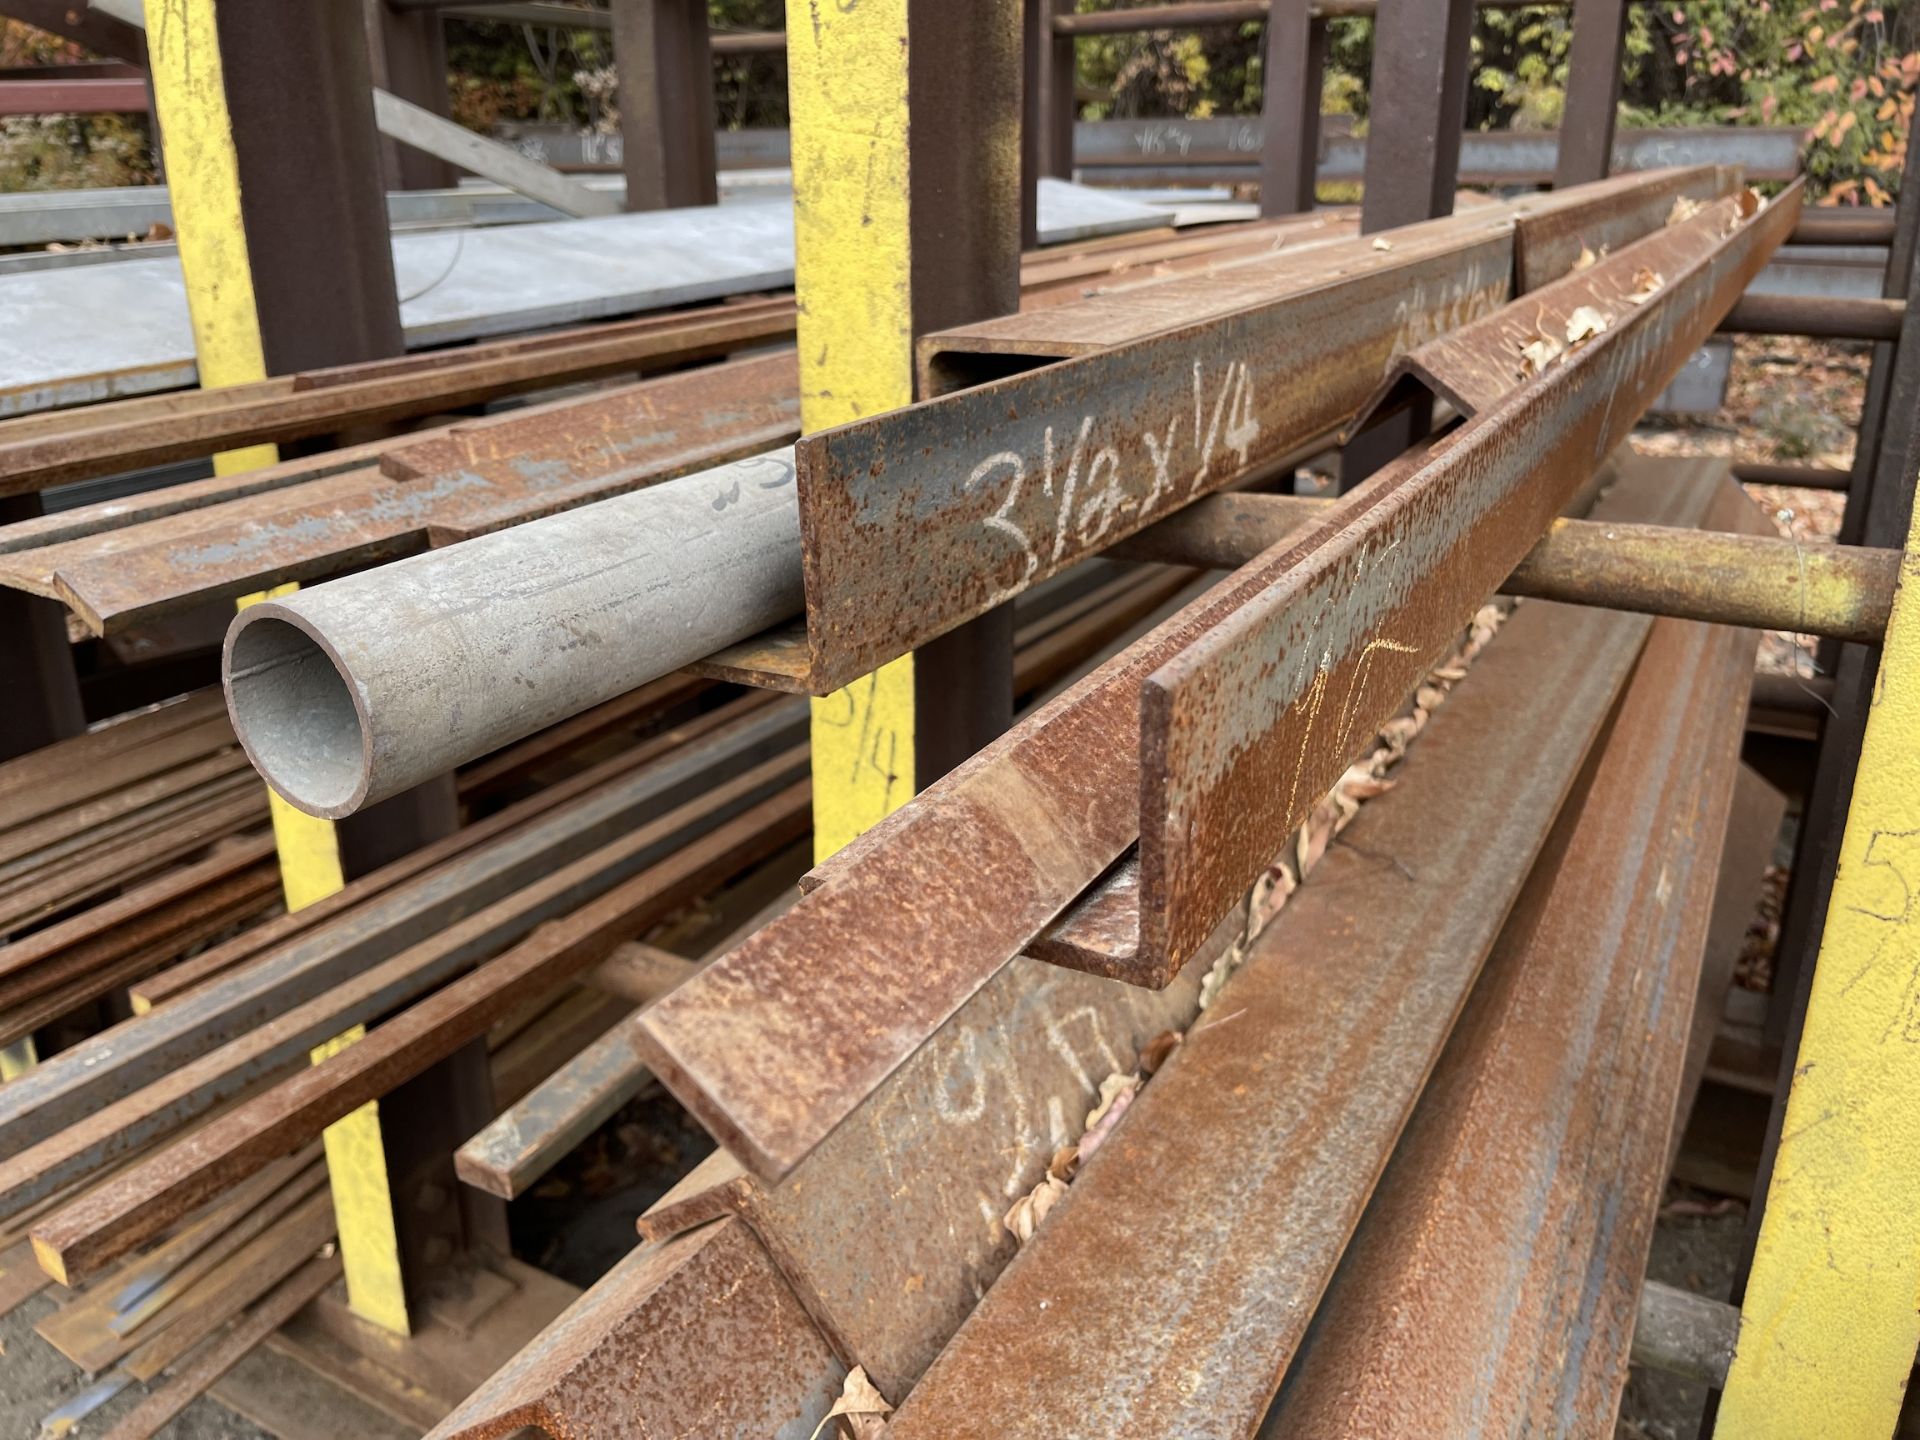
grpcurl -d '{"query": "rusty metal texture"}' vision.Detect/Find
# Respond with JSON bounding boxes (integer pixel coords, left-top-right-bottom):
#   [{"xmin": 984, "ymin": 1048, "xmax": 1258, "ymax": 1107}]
[
  {"xmin": 884, "ymin": 465, "xmax": 1716, "ymax": 1440},
  {"xmin": 423, "ymin": 1219, "xmax": 848, "ymax": 1440},
  {"xmin": 0, "ymin": 696, "xmax": 802, "ymax": 1176},
  {"xmin": 635, "ymin": 926, "xmax": 1224, "ymax": 1400},
  {"xmin": 1264, "ymin": 612, "xmax": 1758, "ymax": 1438},
  {"xmin": 1371, "ymin": 188, "xmax": 1765, "ymax": 421},
  {"xmin": 0, "ymin": 300, "xmax": 798, "ymax": 495},
  {"xmin": 1134, "ymin": 182, "xmax": 1799, "ymax": 981},
  {"xmin": 1108, "ymin": 491, "xmax": 1898, "ymax": 643},
  {"xmin": 0, "ymin": 351, "xmax": 799, "ymax": 635},
  {"xmin": 701, "ymin": 168, "xmax": 1726, "ymax": 695},
  {"xmin": 787, "ymin": 216, "xmax": 1516, "ymax": 692},
  {"xmin": 29, "ymin": 771, "xmax": 811, "ymax": 1284},
  {"xmin": 1718, "ymin": 291, "xmax": 1906, "ymax": 341},
  {"xmin": 1510, "ymin": 164, "xmax": 1736, "ymax": 290}
]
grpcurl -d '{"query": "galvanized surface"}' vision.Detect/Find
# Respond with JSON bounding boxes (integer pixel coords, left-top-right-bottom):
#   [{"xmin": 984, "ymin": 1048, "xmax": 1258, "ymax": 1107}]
[
  {"xmin": 1137, "ymin": 184, "xmax": 1798, "ymax": 979},
  {"xmin": 423, "ymin": 1219, "xmax": 846, "ymax": 1440},
  {"xmin": 883, "ymin": 468, "xmax": 1708, "ymax": 1440},
  {"xmin": 1263, "ymin": 610, "xmax": 1757, "ymax": 1438},
  {"xmin": 0, "ymin": 352, "xmax": 799, "ymax": 635}
]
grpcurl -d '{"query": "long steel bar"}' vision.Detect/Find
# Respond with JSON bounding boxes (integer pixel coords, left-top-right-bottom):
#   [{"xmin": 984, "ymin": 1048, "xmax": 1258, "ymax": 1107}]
[
  {"xmin": 1111, "ymin": 492, "xmax": 1900, "ymax": 642},
  {"xmin": 1134, "ymin": 185, "xmax": 1798, "ymax": 982},
  {"xmin": 884, "ymin": 467, "xmax": 1717, "ymax": 1440},
  {"xmin": 1264, "ymin": 610, "xmax": 1756, "ymax": 1437},
  {"xmin": 1718, "ymin": 292, "xmax": 1904, "ymax": 341}
]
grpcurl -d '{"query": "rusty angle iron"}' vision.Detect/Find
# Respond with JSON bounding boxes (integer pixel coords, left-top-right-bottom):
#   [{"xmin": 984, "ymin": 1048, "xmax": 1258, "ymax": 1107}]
[
  {"xmin": 633, "ymin": 181, "xmax": 1796, "ymax": 1187},
  {"xmin": 702, "ymin": 167, "xmax": 1734, "ymax": 693}
]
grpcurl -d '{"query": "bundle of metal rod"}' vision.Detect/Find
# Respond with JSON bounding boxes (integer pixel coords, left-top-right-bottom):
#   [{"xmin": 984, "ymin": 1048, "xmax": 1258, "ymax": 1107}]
[
  {"xmin": 0, "ymin": 690, "xmax": 269, "ymax": 943},
  {"xmin": 220, "ymin": 169, "xmax": 1742, "ymax": 819}
]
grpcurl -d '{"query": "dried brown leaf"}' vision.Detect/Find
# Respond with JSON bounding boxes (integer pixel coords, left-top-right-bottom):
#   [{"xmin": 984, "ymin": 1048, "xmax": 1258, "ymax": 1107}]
[
  {"xmin": 1570, "ymin": 243, "xmax": 1597, "ymax": 272},
  {"xmin": 808, "ymin": 1366, "xmax": 893, "ymax": 1440},
  {"xmin": 1139, "ymin": 1029, "xmax": 1183, "ymax": 1075},
  {"xmin": 1627, "ymin": 266, "xmax": 1664, "ymax": 305},
  {"xmin": 1666, "ymin": 193, "xmax": 1706, "ymax": 226},
  {"xmin": 1078, "ymin": 1080, "xmax": 1138, "ymax": 1162},
  {"xmin": 1519, "ymin": 334, "xmax": 1564, "ymax": 376},
  {"xmin": 1002, "ymin": 1173, "xmax": 1070, "ymax": 1246},
  {"xmin": 1371, "ymin": 236, "xmax": 1394, "ymax": 251},
  {"xmin": 1565, "ymin": 305, "xmax": 1609, "ymax": 346},
  {"xmin": 1085, "ymin": 1071, "xmax": 1140, "ymax": 1131}
]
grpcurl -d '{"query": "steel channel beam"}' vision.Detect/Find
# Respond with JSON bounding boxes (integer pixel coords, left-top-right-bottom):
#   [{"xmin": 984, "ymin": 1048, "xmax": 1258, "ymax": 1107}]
[
  {"xmin": 1265, "ymin": 610, "xmax": 1758, "ymax": 1438},
  {"xmin": 1134, "ymin": 185, "xmax": 1799, "ymax": 982},
  {"xmin": 1110, "ymin": 491, "xmax": 1899, "ymax": 643},
  {"xmin": 884, "ymin": 463, "xmax": 1718, "ymax": 1440}
]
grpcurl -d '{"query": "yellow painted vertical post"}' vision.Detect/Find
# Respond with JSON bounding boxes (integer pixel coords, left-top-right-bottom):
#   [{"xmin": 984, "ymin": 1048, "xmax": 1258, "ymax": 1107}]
[
  {"xmin": 787, "ymin": 0, "xmax": 918, "ymax": 861},
  {"xmin": 1715, "ymin": 516, "xmax": 1920, "ymax": 1435},
  {"xmin": 146, "ymin": 0, "xmax": 410, "ymax": 1336},
  {"xmin": 0, "ymin": 1038, "xmax": 36, "ymax": 1080}
]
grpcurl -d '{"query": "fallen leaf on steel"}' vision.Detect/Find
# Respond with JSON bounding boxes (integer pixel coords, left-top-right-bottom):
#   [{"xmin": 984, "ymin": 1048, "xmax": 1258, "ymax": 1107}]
[
  {"xmin": 1003, "ymin": 1173, "xmax": 1069, "ymax": 1245},
  {"xmin": 1085, "ymin": 1071, "xmax": 1140, "ymax": 1131},
  {"xmin": 1139, "ymin": 1029, "xmax": 1183, "ymax": 1075},
  {"xmin": 807, "ymin": 1365, "xmax": 894, "ymax": 1440},
  {"xmin": 1371, "ymin": 236, "xmax": 1394, "ymax": 250},
  {"xmin": 1627, "ymin": 267, "xmax": 1665, "ymax": 305},
  {"xmin": 1079, "ymin": 1078, "xmax": 1139, "ymax": 1163},
  {"xmin": 1519, "ymin": 334, "xmax": 1564, "ymax": 376},
  {"xmin": 1047, "ymin": 1144, "xmax": 1080, "ymax": 1183},
  {"xmin": 1565, "ymin": 305, "xmax": 1609, "ymax": 346},
  {"xmin": 1571, "ymin": 244, "xmax": 1597, "ymax": 272},
  {"xmin": 1667, "ymin": 193, "xmax": 1706, "ymax": 226}
]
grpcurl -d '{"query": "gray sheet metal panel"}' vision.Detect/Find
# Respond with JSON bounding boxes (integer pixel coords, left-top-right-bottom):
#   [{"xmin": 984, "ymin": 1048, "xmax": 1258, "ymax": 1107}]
[{"xmin": 0, "ymin": 181, "xmax": 1171, "ymax": 418}]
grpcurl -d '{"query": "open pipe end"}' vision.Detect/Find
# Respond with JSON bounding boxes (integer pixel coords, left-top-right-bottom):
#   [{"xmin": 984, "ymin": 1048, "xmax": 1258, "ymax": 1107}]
[{"xmin": 223, "ymin": 605, "xmax": 374, "ymax": 820}]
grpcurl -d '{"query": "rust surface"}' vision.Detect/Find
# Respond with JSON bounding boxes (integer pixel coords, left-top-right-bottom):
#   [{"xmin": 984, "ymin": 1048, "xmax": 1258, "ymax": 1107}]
[
  {"xmin": 790, "ymin": 217, "xmax": 1517, "ymax": 692},
  {"xmin": 637, "ymin": 928, "xmax": 1223, "ymax": 1399},
  {"xmin": 1265, "ymin": 613, "xmax": 1759, "ymax": 1438},
  {"xmin": 884, "ymin": 462, "xmax": 1726, "ymax": 1440},
  {"xmin": 0, "ymin": 352, "xmax": 799, "ymax": 634},
  {"xmin": 0, "ymin": 300, "xmax": 799, "ymax": 495},
  {"xmin": 424, "ymin": 1219, "xmax": 847, "ymax": 1440},
  {"xmin": 1137, "ymin": 184, "xmax": 1799, "ymax": 981}
]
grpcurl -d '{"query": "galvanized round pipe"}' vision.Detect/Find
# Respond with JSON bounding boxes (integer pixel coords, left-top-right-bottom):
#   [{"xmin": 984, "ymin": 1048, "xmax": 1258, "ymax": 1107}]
[{"xmin": 224, "ymin": 449, "xmax": 803, "ymax": 818}]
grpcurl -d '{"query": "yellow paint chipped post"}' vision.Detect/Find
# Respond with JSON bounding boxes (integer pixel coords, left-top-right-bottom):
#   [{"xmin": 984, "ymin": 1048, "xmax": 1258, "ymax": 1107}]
[
  {"xmin": 1715, "ymin": 518, "xmax": 1920, "ymax": 1436},
  {"xmin": 788, "ymin": 0, "xmax": 918, "ymax": 860},
  {"xmin": 149, "ymin": 0, "xmax": 409, "ymax": 1334}
]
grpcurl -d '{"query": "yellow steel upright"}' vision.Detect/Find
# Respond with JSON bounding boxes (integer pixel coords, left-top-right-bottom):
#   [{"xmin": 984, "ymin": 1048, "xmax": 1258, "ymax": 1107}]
[
  {"xmin": 1714, "ymin": 496, "xmax": 1920, "ymax": 1433},
  {"xmin": 787, "ymin": 0, "xmax": 1023, "ymax": 859},
  {"xmin": 144, "ymin": 0, "xmax": 411, "ymax": 1336},
  {"xmin": 788, "ymin": 0, "xmax": 919, "ymax": 859}
]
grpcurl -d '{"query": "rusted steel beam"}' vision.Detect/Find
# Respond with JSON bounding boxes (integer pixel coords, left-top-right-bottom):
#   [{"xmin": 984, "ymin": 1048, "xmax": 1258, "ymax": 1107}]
[
  {"xmin": 1111, "ymin": 492, "xmax": 1899, "ymax": 642},
  {"xmin": 0, "ymin": 300, "xmax": 797, "ymax": 496},
  {"xmin": 780, "ymin": 177, "xmax": 1726, "ymax": 694},
  {"xmin": 1131, "ymin": 185, "xmax": 1797, "ymax": 985},
  {"xmin": 1718, "ymin": 292, "xmax": 1905, "ymax": 341},
  {"xmin": 0, "ymin": 697, "xmax": 800, "ymax": 1173},
  {"xmin": 1789, "ymin": 210, "xmax": 1897, "ymax": 247},
  {"xmin": 424, "ymin": 1218, "xmax": 846, "ymax": 1440},
  {"xmin": 29, "ymin": 775, "xmax": 810, "ymax": 1285},
  {"xmin": 885, "ymin": 466, "xmax": 1717, "ymax": 1440},
  {"xmin": 1264, "ymin": 609, "xmax": 1758, "ymax": 1438}
]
